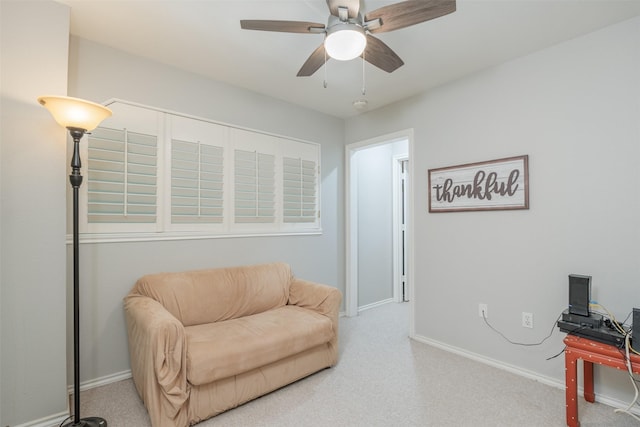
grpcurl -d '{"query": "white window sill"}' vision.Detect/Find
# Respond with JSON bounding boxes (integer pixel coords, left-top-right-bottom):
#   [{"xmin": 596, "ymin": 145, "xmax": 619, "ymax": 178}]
[{"xmin": 66, "ymin": 229, "xmax": 323, "ymax": 244}]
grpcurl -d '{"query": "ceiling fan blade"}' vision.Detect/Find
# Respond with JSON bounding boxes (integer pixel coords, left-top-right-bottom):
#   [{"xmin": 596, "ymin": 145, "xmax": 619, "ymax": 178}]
[
  {"xmin": 240, "ymin": 20, "xmax": 325, "ymax": 34},
  {"xmin": 326, "ymin": 0, "xmax": 360, "ymax": 19},
  {"xmin": 365, "ymin": 0, "xmax": 456, "ymax": 34},
  {"xmin": 297, "ymin": 44, "xmax": 327, "ymax": 77},
  {"xmin": 362, "ymin": 35, "xmax": 404, "ymax": 73}
]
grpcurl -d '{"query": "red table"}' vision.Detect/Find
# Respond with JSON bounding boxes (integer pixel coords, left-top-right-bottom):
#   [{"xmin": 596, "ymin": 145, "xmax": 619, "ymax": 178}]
[{"xmin": 564, "ymin": 334, "xmax": 640, "ymax": 426}]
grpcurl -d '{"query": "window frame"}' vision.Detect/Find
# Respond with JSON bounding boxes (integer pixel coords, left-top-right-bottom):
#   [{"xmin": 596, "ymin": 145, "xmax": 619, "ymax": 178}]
[{"xmin": 77, "ymin": 99, "xmax": 322, "ymax": 243}]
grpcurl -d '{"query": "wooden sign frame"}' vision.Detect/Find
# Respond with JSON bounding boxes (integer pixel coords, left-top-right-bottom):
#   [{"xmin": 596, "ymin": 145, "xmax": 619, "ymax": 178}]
[{"xmin": 428, "ymin": 155, "xmax": 529, "ymax": 213}]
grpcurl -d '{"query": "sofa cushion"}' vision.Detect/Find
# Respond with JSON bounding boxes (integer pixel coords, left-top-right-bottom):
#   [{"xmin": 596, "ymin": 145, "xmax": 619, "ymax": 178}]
[
  {"xmin": 185, "ymin": 305, "xmax": 333, "ymax": 385},
  {"xmin": 131, "ymin": 262, "xmax": 291, "ymax": 326}
]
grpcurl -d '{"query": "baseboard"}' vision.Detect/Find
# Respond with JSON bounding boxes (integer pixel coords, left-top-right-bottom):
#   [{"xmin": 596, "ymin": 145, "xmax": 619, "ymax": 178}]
[
  {"xmin": 13, "ymin": 411, "xmax": 69, "ymax": 427},
  {"xmin": 67, "ymin": 369, "xmax": 132, "ymax": 395},
  {"xmin": 16, "ymin": 372, "xmax": 132, "ymax": 427},
  {"xmin": 412, "ymin": 334, "xmax": 640, "ymax": 417},
  {"xmin": 358, "ymin": 298, "xmax": 394, "ymax": 313}
]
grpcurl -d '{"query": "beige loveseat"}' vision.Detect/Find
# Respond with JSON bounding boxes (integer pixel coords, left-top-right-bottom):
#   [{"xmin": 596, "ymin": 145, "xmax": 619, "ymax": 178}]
[{"xmin": 124, "ymin": 262, "xmax": 342, "ymax": 427}]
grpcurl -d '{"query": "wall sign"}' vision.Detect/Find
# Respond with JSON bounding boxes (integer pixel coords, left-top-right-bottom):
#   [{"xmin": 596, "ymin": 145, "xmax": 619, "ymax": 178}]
[{"xmin": 428, "ymin": 155, "xmax": 529, "ymax": 213}]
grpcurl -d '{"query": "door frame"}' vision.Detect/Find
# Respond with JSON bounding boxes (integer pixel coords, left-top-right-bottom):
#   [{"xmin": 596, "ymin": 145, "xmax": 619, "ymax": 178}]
[
  {"xmin": 344, "ymin": 129, "xmax": 415, "ymax": 337},
  {"xmin": 392, "ymin": 154, "xmax": 409, "ymax": 303}
]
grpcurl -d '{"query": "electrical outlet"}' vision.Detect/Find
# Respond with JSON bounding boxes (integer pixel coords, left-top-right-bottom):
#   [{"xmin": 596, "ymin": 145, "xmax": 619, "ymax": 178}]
[
  {"xmin": 522, "ymin": 312, "xmax": 533, "ymax": 328},
  {"xmin": 479, "ymin": 303, "xmax": 488, "ymax": 318}
]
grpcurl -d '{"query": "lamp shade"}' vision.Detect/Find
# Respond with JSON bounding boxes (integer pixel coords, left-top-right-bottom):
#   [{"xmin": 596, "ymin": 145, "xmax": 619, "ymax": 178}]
[
  {"xmin": 38, "ymin": 95, "xmax": 112, "ymax": 131},
  {"xmin": 324, "ymin": 24, "xmax": 367, "ymax": 61}
]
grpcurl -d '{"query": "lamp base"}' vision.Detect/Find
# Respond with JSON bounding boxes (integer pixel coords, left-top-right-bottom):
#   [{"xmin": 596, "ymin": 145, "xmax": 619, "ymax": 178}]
[{"xmin": 62, "ymin": 417, "xmax": 107, "ymax": 427}]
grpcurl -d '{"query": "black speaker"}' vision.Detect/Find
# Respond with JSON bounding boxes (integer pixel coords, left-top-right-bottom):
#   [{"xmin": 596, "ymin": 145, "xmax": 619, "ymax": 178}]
[
  {"xmin": 568, "ymin": 274, "xmax": 591, "ymax": 316},
  {"xmin": 633, "ymin": 308, "xmax": 640, "ymax": 346}
]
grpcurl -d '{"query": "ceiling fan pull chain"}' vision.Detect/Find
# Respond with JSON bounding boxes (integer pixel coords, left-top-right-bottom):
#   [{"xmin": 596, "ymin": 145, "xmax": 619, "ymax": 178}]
[
  {"xmin": 324, "ymin": 49, "xmax": 328, "ymax": 88},
  {"xmin": 361, "ymin": 50, "xmax": 366, "ymax": 95}
]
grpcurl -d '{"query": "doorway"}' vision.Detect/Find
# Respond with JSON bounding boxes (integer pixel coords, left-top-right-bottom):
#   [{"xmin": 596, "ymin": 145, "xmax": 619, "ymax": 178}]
[{"xmin": 345, "ymin": 129, "xmax": 414, "ymax": 336}]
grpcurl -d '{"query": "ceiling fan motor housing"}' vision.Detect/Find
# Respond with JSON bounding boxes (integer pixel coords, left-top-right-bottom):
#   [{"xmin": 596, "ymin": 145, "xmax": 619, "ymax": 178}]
[{"xmin": 324, "ymin": 16, "xmax": 367, "ymax": 61}]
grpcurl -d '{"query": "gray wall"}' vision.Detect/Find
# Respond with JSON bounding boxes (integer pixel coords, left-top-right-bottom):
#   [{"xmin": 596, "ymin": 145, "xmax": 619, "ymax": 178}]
[
  {"xmin": 67, "ymin": 37, "xmax": 346, "ymax": 384},
  {"xmin": 346, "ymin": 16, "xmax": 640, "ymax": 403},
  {"xmin": 356, "ymin": 144, "xmax": 394, "ymax": 307},
  {"xmin": 3, "ymin": 2, "xmax": 639, "ymax": 424},
  {"xmin": 355, "ymin": 140, "xmax": 408, "ymax": 308},
  {"xmin": 0, "ymin": 1, "xmax": 70, "ymax": 425}
]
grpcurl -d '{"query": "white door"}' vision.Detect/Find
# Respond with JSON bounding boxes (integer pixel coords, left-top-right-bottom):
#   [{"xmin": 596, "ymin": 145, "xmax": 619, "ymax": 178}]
[{"xmin": 393, "ymin": 157, "xmax": 409, "ymax": 302}]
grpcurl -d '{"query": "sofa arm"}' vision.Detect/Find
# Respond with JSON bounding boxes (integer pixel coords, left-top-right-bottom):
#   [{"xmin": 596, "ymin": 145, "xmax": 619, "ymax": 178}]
[
  {"xmin": 288, "ymin": 278, "xmax": 342, "ymax": 363},
  {"xmin": 288, "ymin": 278, "xmax": 342, "ymax": 319},
  {"xmin": 124, "ymin": 294, "xmax": 189, "ymax": 427}
]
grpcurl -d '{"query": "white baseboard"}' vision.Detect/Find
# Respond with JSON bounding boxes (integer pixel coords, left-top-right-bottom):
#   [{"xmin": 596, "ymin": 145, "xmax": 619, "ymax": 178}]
[
  {"xmin": 358, "ymin": 298, "xmax": 394, "ymax": 313},
  {"xmin": 412, "ymin": 334, "xmax": 640, "ymax": 417},
  {"xmin": 14, "ymin": 411, "xmax": 69, "ymax": 427},
  {"xmin": 67, "ymin": 369, "xmax": 132, "ymax": 395},
  {"xmin": 16, "ymin": 372, "xmax": 133, "ymax": 427}
]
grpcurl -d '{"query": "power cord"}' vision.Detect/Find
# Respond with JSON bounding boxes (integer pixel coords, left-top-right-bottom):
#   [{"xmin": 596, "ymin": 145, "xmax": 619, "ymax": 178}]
[
  {"xmin": 545, "ymin": 346, "xmax": 567, "ymax": 361},
  {"xmin": 613, "ymin": 333, "xmax": 640, "ymax": 422},
  {"xmin": 480, "ymin": 309, "xmax": 561, "ymax": 347},
  {"xmin": 480, "ymin": 304, "xmax": 640, "ymax": 419},
  {"xmin": 588, "ymin": 303, "xmax": 640, "ymax": 421},
  {"xmin": 590, "ymin": 302, "xmax": 628, "ymax": 336}
]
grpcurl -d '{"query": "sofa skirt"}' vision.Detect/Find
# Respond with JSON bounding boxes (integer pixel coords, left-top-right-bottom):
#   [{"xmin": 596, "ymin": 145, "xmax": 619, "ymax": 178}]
[{"xmin": 187, "ymin": 342, "xmax": 336, "ymax": 425}]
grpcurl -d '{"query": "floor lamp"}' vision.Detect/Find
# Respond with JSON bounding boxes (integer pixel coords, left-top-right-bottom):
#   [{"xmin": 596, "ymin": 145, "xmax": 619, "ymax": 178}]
[{"xmin": 38, "ymin": 96, "xmax": 112, "ymax": 427}]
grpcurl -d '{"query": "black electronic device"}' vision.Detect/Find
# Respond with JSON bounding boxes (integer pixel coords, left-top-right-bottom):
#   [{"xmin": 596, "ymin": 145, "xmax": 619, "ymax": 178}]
[
  {"xmin": 561, "ymin": 309, "xmax": 603, "ymax": 328},
  {"xmin": 557, "ymin": 319, "xmax": 626, "ymax": 347},
  {"xmin": 568, "ymin": 274, "xmax": 591, "ymax": 316},
  {"xmin": 633, "ymin": 308, "xmax": 639, "ymax": 347}
]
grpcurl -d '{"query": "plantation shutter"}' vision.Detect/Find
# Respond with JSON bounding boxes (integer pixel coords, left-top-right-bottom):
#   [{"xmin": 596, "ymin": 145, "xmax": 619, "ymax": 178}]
[
  {"xmin": 83, "ymin": 101, "xmax": 320, "ymax": 237},
  {"xmin": 283, "ymin": 157, "xmax": 317, "ymax": 223},
  {"xmin": 234, "ymin": 149, "xmax": 275, "ymax": 223},
  {"xmin": 171, "ymin": 139, "xmax": 224, "ymax": 224},
  {"xmin": 87, "ymin": 127, "xmax": 157, "ymax": 224}
]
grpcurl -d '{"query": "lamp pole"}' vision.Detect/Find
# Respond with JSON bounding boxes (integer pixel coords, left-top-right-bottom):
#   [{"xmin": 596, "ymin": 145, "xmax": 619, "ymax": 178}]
[
  {"xmin": 66, "ymin": 127, "xmax": 107, "ymax": 427},
  {"xmin": 38, "ymin": 96, "xmax": 111, "ymax": 427},
  {"xmin": 69, "ymin": 128, "xmax": 87, "ymax": 426}
]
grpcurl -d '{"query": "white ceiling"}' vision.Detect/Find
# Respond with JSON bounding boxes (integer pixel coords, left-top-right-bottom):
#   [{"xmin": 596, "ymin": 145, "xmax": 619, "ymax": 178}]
[{"xmin": 60, "ymin": 0, "xmax": 640, "ymax": 118}]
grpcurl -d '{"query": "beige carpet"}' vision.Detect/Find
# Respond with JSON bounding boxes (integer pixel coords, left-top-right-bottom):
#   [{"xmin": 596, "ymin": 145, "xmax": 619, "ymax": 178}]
[{"xmin": 79, "ymin": 302, "xmax": 638, "ymax": 426}]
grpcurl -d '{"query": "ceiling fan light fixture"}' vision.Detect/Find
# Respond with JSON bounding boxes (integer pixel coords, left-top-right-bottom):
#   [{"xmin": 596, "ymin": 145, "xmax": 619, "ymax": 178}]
[{"xmin": 324, "ymin": 23, "xmax": 366, "ymax": 61}]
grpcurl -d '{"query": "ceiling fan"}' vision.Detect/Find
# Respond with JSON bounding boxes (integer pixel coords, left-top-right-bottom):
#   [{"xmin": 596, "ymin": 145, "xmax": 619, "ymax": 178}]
[{"xmin": 240, "ymin": 0, "xmax": 456, "ymax": 77}]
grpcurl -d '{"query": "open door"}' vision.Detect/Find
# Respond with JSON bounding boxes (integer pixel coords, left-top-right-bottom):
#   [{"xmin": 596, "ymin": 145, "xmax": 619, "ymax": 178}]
[
  {"xmin": 345, "ymin": 129, "xmax": 414, "ymax": 335},
  {"xmin": 393, "ymin": 157, "xmax": 409, "ymax": 302}
]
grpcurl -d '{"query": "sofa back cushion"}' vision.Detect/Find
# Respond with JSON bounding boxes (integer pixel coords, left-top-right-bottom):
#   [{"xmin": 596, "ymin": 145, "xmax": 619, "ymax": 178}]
[{"xmin": 130, "ymin": 262, "xmax": 292, "ymax": 326}]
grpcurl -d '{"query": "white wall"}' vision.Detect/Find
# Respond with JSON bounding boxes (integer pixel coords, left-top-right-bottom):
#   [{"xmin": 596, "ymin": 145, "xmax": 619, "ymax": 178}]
[
  {"xmin": 0, "ymin": 1, "xmax": 71, "ymax": 425},
  {"xmin": 67, "ymin": 37, "xmax": 345, "ymax": 384},
  {"xmin": 345, "ymin": 16, "xmax": 640, "ymax": 404}
]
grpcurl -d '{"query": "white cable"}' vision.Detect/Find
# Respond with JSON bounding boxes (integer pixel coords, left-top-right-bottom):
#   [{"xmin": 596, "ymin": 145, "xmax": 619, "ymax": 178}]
[
  {"xmin": 613, "ymin": 333, "xmax": 640, "ymax": 422},
  {"xmin": 590, "ymin": 303, "xmax": 628, "ymax": 335}
]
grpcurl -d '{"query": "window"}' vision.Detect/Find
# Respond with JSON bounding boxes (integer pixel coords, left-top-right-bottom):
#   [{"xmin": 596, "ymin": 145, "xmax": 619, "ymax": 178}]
[
  {"xmin": 87, "ymin": 127, "xmax": 158, "ymax": 225},
  {"xmin": 280, "ymin": 138, "xmax": 321, "ymax": 229},
  {"xmin": 171, "ymin": 139, "xmax": 224, "ymax": 224},
  {"xmin": 80, "ymin": 101, "xmax": 320, "ymax": 240},
  {"xmin": 234, "ymin": 149, "xmax": 275, "ymax": 224},
  {"xmin": 283, "ymin": 156, "xmax": 317, "ymax": 223}
]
